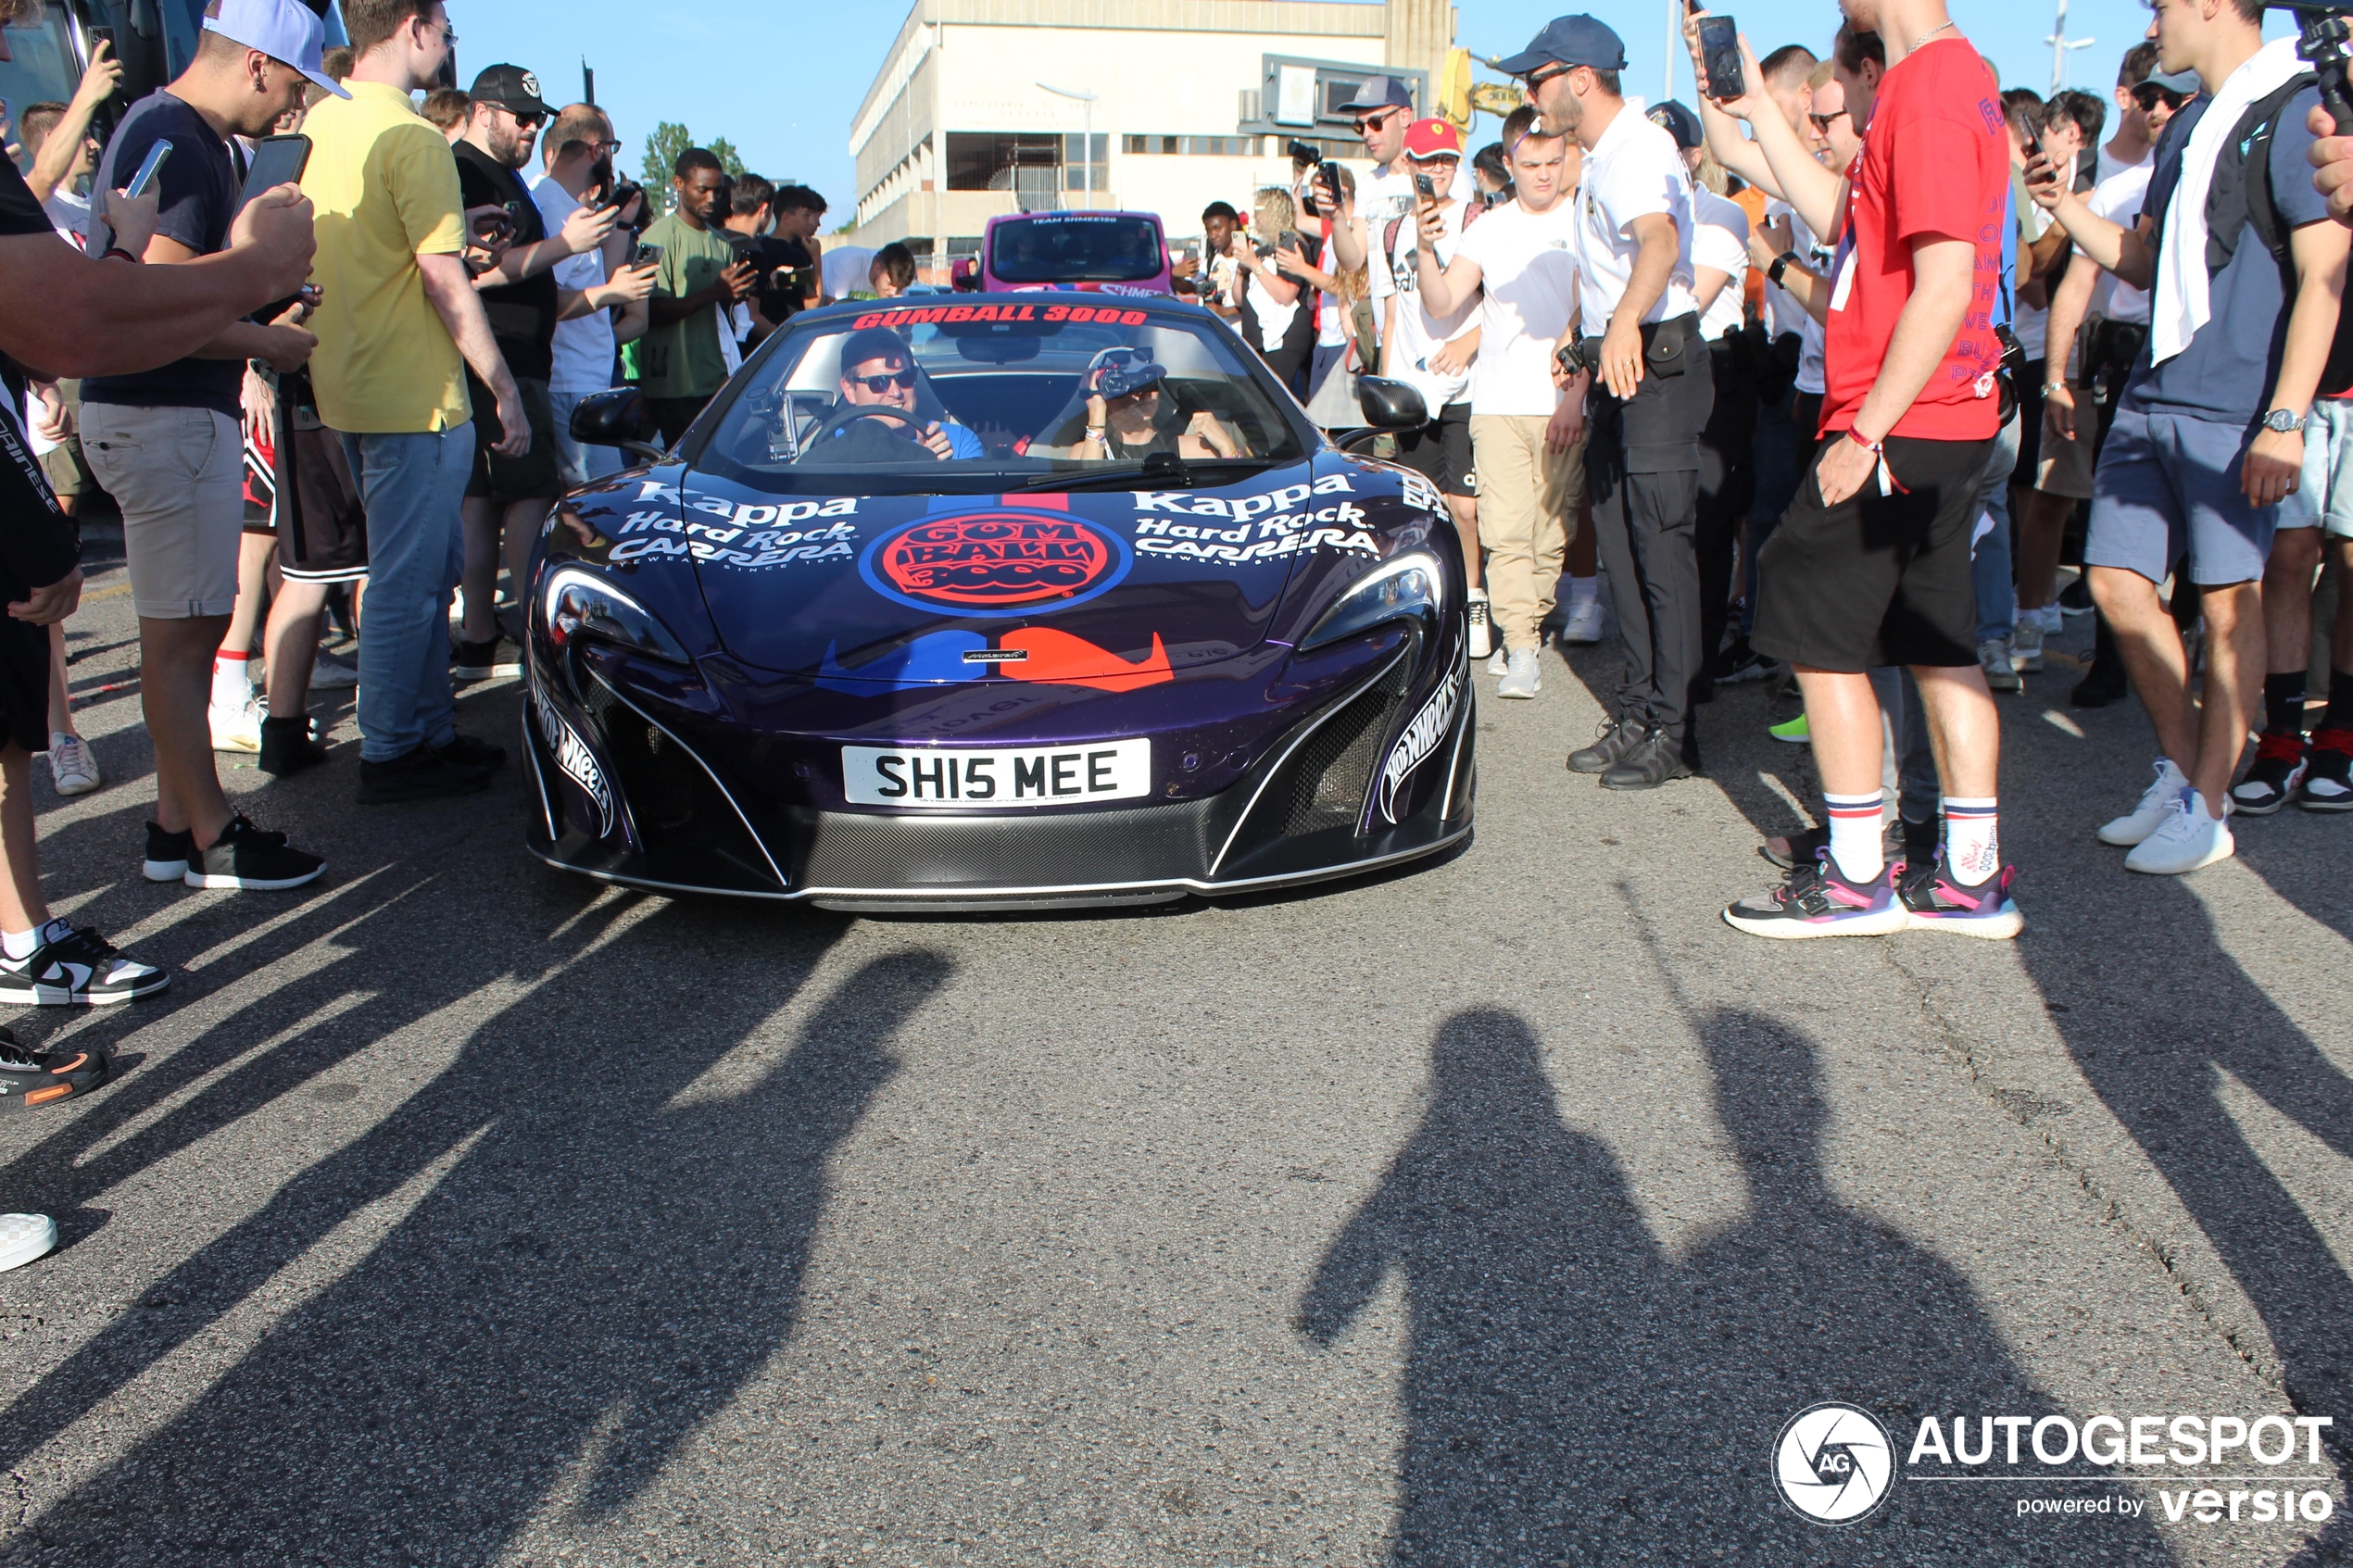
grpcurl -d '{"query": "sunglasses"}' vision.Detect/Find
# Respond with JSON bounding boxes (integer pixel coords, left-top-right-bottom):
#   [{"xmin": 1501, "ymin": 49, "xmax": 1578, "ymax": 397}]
[
  {"xmin": 849, "ymin": 369, "xmax": 917, "ymax": 393},
  {"xmin": 498, "ymin": 106, "xmax": 545, "ymax": 130},
  {"xmin": 1526, "ymin": 63, "xmax": 1575, "ymax": 91},
  {"xmin": 1353, "ymin": 107, "xmax": 1403, "ymax": 134},
  {"xmin": 2132, "ymin": 83, "xmax": 2187, "ymax": 110},
  {"xmin": 1808, "ymin": 108, "xmax": 1850, "ymax": 132}
]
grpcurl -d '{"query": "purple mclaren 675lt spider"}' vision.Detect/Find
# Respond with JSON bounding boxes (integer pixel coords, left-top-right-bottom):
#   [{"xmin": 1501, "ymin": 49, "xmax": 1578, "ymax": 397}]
[{"xmin": 529, "ymin": 294, "xmax": 1472, "ymax": 910}]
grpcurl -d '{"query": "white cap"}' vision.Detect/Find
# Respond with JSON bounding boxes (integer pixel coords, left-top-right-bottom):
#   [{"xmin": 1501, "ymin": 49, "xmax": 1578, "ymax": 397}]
[{"xmin": 202, "ymin": 0, "xmax": 351, "ymax": 99}]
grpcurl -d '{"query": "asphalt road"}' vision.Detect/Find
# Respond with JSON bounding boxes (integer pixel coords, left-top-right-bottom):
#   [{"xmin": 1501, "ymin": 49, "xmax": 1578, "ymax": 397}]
[{"xmin": 0, "ymin": 542, "xmax": 2347, "ymax": 1567}]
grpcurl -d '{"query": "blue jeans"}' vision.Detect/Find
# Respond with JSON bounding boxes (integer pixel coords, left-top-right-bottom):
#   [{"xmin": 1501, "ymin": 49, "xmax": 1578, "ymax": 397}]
[
  {"xmin": 1743, "ymin": 387, "xmax": 1801, "ymax": 637},
  {"xmin": 1868, "ymin": 665, "xmax": 1944, "ymax": 827},
  {"xmin": 551, "ymin": 387, "xmax": 624, "ymax": 492},
  {"xmin": 1971, "ymin": 409, "xmax": 2022, "ymax": 644},
  {"xmin": 340, "ymin": 427, "xmax": 474, "ymax": 762}
]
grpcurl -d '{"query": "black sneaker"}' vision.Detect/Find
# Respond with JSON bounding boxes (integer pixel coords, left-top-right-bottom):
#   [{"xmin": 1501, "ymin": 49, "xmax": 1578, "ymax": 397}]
[
  {"xmin": 186, "ymin": 815, "xmax": 325, "ymax": 891},
  {"xmin": 2058, "ymin": 576, "xmax": 2094, "ymax": 615},
  {"xmin": 1568, "ymin": 716, "xmax": 1644, "ymax": 774},
  {"xmin": 358, "ymin": 746, "xmax": 492, "ymax": 805},
  {"xmin": 258, "ymin": 715, "xmax": 331, "ymax": 778},
  {"xmin": 434, "ymin": 732, "xmax": 509, "ymax": 770},
  {"xmin": 144, "ymin": 822, "xmax": 195, "ymax": 884},
  {"xmin": 451, "ymin": 637, "xmax": 519, "ymax": 683},
  {"xmin": 1761, "ymin": 823, "xmax": 1831, "ymax": 871},
  {"xmin": 2297, "ymin": 727, "xmax": 2353, "ymax": 811},
  {"xmin": 1600, "ymin": 728, "xmax": 1695, "ymax": 790},
  {"xmin": 0, "ymin": 924, "xmax": 170, "ymax": 1005},
  {"xmin": 2070, "ymin": 657, "xmax": 2129, "ymax": 709},
  {"xmin": 2228, "ymin": 732, "xmax": 2307, "ymax": 817},
  {"xmin": 1709, "ymin": 637, "xmax": 1779, "ymax": 685},
  {"xmin": 0, "ymin": 1026, "xmax": 107, "ymax": 1111}
]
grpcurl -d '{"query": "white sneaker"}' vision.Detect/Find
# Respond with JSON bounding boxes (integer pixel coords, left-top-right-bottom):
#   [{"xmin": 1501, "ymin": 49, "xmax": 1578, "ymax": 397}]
[
  {"xmin": 1978, "ymin": 638, "xmax": 2021, "ymax": 693},
  {"xmin": 1495, "ymin": 647, "xmax": 1541, "ymax": 699},
  {"xmin": 209, "ymin": 695, "xmax": 262, "ymax": 754},
  {"xmin": 1485, "ymin": 648, "xmax": 1508, "ymax": 677},
  {"xmin": 2011, "ymin": 619, "xmax": 2045, "ymax": 674},
  {"xmin": 0, "ymin": 1211, "xmax": 57, "ymax": 1273},
  {"xmin": 46, "ymin": 733, "xmax": 98, "ymax": 797},
  {"xmin": 1465, "ymin": 590, "xmax": 1493, "ymax": 660},
  {"xmin": 2098, "ymin": 759, "xmax": 2190, "ymax": 846},
  {"xmin": 1559, "ymin": 597, "xmax": 1604, "ymax": 646},
  {"xmin": 2124, "ymin": 790, "xmax": 2234, "ymax": 874},
  {"xmin": 2037, "ymin": 603, "xmax": 2068, "ymax": 637},
  {"xmin": 309, "ymin": 651, "xmax": 359, "ymax": 689}
]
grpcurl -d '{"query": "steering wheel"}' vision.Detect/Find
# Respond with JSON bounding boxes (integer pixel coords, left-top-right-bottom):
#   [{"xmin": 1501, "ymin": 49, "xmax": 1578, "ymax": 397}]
[{"xmin": 796, "ymin": 403, "xmax": 928, "ymax": 463}]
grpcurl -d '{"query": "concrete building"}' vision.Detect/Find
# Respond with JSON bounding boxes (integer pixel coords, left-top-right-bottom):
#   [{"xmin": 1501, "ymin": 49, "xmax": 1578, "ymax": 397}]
[{"xmin": 847, "ymin": 0, "xmax": 1455, "ymax": 272}]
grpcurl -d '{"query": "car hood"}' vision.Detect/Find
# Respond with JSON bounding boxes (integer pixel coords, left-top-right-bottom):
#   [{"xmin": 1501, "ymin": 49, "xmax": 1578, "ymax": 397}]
[{"xmin": 645, "ymin": 461, "xmax": 1379, "ymax": 689}]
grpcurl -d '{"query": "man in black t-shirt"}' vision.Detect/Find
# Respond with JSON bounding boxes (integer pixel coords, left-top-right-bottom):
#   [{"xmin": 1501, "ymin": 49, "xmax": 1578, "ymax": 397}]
[{"xmin": 450, "ymin": 63, "xmax": 617, "ymax": 674}]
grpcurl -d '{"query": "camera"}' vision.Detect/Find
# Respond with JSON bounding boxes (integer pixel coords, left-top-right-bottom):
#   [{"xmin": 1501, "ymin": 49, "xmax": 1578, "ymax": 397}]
[{"xmin": 1554, "ymin": 338, "xmax": 1595, "ymax": 379}]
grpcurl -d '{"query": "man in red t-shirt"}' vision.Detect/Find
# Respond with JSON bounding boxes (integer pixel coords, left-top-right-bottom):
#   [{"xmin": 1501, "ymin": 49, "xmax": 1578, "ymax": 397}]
[{"xmin": 1690, "ymin": 6, "xmax": 2020, "ymax": 940}]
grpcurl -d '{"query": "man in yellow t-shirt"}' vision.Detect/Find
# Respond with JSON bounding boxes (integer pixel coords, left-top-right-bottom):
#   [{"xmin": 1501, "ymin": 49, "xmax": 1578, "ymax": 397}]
[{"xmin": 299, "ymin": 0, "xmax": 524, "ymax": 802}]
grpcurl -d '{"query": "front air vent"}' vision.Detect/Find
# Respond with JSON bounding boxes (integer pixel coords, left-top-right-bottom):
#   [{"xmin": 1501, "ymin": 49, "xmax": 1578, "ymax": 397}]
[{"xmin": 1273, "ymin": 655, "xmax": 1414, "ymax": 837}]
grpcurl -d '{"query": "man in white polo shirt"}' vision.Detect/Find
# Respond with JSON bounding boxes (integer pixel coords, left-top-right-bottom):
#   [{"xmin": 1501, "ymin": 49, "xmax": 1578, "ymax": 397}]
[{"xmin": 1509, "ymin": 15, "xmax": 1714, "ymax": 789}]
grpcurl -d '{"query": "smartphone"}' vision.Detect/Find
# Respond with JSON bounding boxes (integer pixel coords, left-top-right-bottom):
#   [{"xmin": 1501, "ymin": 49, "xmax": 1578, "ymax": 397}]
[
  {"xmin": 776, "ymin": 264, "xmax": 817, "ymax": 297},
  {"xmin": 123, "ymin": 138, "xmax": 172, "ymax": 197},
  {"xmin": 1321, "ymin": 161, "xmax": 1342, "ymax": 211},
  {"xmin": 1414, "ymin": 172, "xmax": 1437, "ymax": 199},
  {"xmin": 633, "ymin": 242, "xmax": 663, "ymax": 269},
  {"xmin": 238, "ymin": 132, "xmax": 309, "ymax": 210},
  {"xmin": 1698, "ymin": 15, "xmax": 1744, "ymax": 101},
  {"xmin": 87, "ymin": 24, "xmax": 115, "ymax": 60}
]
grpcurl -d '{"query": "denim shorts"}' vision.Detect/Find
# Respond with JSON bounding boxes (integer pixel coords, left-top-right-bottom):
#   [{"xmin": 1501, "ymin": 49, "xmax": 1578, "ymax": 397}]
[
  {"xmin": 2084, "ymin": 407, "xmax": 2276, "ymax": 587},
  {"xmin": 2285, "ymin": 397, "xmax": 2353, "ymax": 539}
]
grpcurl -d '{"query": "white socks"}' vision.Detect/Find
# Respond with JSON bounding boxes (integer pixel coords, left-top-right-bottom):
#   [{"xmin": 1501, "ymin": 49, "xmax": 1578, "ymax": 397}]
[
  {"xmin": 1824, "ymin": 791, "xmax": 1884, "ymax": 883},
  {"xmin": 2, "ymin": 919, "xmax": 71, "ymax": 961},
  {"xmin": 211, "ymin": 648, "xmax": 252, "ymax": 712},
  {"xmin": 1944, "ymin": 797, "xmax": 2000, "ymax": 885}
]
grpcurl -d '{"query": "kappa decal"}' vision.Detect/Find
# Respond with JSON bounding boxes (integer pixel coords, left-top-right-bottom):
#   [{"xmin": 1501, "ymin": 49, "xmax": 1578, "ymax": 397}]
[
  {"xmin": 816, "ymin": 626, "xmax": 1171, "ymax": 693},
  {"xmin": 1130, "ymin": 476, "xmax": 1377, "ymax": 564},
  {"xmin": 608, "ymin": 493, "xmax": 862, "ymax": 570},
  {"xmin": 537, "ymin": 701, "xmax": 615, "ymax": 839},
  {"xmin": 859, "ymin": 509, "xmax": 1132, "ymax": 616},
  {"xmin": 1378, "ymin": 668, "xmax": 1463, "ymax": 824}
]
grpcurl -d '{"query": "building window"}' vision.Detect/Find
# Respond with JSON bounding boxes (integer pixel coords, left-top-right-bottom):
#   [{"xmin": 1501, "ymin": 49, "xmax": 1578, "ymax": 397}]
[
  {"xmin": 1063, "ymin": 132, "xmax": 1107, "ymax": 193},
  {"xmin": 1120, "ymin": 134, "xmax": 1257, "ymax": 157}
]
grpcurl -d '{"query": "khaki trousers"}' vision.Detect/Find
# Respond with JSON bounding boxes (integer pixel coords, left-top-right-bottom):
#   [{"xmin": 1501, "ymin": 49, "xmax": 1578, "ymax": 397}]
[{"xmin": 1469, "ymin": 413, "xmax": 1584, "ymax": 652}]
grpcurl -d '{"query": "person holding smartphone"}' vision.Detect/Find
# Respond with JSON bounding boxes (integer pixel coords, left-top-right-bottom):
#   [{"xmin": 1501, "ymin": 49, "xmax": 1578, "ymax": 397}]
[
  {"xmin": 80, "ymin": 0, "xmax": 343, "ymax": 893},
  {"xmin": 531, "ymin": 102, "xmax": 653, "ymax": 490},
  {"xmin": 1228, "ymin": 187, "xmax": 1315, "ymax": 393}
]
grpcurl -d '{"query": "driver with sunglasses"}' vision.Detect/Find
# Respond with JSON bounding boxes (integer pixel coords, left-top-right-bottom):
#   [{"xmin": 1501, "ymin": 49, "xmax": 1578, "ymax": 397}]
[{"xmin": 830, "ymin": 327, "xmax": 982, "ymax": 460}]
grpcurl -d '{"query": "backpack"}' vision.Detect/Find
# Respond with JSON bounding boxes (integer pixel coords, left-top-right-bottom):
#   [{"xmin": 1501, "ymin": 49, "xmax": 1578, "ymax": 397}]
[{"xmin": 2207, "ymin": 72, "xmax": 2353, "ymax": 395}]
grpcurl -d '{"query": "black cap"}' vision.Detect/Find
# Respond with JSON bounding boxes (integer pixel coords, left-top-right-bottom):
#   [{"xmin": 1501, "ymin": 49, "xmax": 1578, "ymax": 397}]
[
  {"xmin": 1493, "ymin": 15, "xmax": 1629, "ymax": 77},
  {"xmin": 468, "ymin": 63, "xmax": 555, "ymax": 119},
  {"xmin": 1336, "ymin": 74, "xmax": 1415, "ymax": 113},
  {"xmin": 1647, "ymin": 99, "xmax": 1704, "ymax": 150}
]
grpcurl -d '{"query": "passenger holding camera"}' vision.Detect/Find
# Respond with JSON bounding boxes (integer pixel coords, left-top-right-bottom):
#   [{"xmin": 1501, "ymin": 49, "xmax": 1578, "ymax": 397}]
[{"xmin": 1067, "ymin": 351, "xmax": 1239, "ymax": 462}]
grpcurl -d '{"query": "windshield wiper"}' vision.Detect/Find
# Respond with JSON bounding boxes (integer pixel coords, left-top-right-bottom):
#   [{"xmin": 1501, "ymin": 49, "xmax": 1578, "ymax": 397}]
[{"xmin": 1001, "ymin": 454, "xmax": 1279, "ymax": 494}]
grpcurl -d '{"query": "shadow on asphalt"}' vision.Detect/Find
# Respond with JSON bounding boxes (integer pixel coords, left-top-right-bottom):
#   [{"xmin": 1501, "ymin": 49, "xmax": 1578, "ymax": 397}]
[
  {"xmin": 1294, "ymin": 1007, "xmax": 2172, "ymax": 1564},
  {"xmin": 0, "ymin": 854, "xmax": 950, "ymax": 1559}
]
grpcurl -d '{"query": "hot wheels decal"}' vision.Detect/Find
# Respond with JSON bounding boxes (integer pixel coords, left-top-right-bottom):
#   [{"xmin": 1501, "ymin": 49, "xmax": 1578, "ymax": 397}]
[
  {"xmin": 538, "ymin": 700, "xmax": 615, "ymax": 839},
  {"xmin": 858, "ymin": 508, "xmax": 1133, "ymax": 616},
  {"xmin": 1378, "ymin": 667, "xmax": 1463, "ymax": 824}
]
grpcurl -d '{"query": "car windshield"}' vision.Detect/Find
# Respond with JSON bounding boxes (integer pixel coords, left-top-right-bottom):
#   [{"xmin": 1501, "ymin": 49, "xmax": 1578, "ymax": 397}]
[
  {"xmin": 689, "ymin": 301, "xmax": 1311, "ymax": 495},
  {"xmin": 988, "ymin": 215, "xmax": 1164, "ymax": 282}
]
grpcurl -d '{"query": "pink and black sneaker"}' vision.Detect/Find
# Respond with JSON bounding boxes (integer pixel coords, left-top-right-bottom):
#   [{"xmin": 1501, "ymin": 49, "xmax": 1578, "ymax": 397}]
[
  {"xmin": 1722, "ymin": 852, "xmax": 1910, "ymax": 939},
  {"xmin": 1897, "ymin": 853, "xmax": 2024, "ymax": 940}
]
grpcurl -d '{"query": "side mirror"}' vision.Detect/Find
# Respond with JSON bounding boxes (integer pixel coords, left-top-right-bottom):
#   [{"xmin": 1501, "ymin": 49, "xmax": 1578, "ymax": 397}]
[
  {"xmin": 569, "ymin": 386, "xmax": 666, "ymax": 466},
  {"xmin": 950, "ymin": 256, "xmax": 982, "ymax": 293},
  {"xmin": 1356, "ymin": 376, "xmax": 1429, "ymax": 430}
]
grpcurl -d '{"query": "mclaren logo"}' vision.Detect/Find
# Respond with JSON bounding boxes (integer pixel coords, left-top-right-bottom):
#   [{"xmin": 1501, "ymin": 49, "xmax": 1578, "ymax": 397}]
[
  {"xmin": 1378, "ymin": 668, "xmax": 1462, "ymax": 824},
  {"xmin": 538, "ymin": 702, "xmax": 615, "ymax": 839}
]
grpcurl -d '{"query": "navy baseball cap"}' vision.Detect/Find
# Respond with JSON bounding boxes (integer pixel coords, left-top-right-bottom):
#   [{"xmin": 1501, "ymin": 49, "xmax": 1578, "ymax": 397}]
[
  {"xmin": 1337, "ymin": 74, "xmax": 1415, "ymax": 113},
  {"xmin": 1494, "ymin": 15, "xmax": 1629, "ymax": 77},
  {"xmin": 1648, "ymin": 99, "xmax": 1704, "ymax": 150}
]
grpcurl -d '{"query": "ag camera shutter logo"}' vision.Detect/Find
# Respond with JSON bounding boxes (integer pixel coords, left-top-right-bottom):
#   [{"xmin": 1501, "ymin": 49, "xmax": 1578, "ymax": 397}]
[{"xmin": 1775, "ymin": 1402, "xmax": 1896, "ymax": 1524}]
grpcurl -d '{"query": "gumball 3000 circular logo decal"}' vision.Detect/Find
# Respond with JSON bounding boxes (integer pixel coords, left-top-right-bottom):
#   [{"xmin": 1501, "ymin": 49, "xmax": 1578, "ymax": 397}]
[{"xmin": 861, "ymin": 510, "xmax": 1131, "ymax": 616}]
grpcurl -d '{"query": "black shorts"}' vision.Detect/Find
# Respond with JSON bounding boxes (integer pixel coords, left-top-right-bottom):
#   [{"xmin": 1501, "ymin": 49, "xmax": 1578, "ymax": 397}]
[
  {"xmin": 276, "ymin": 416, "xmax": 370, "ymax": 583},
  {"xmin": 1390, "ymin": 401, "xmax": 1477, "ymax": 497},
  {"xmin": 1752, "ymin": 433, "xmax": 1992, "ymax": 672},
  {"xmin": 0, "ymin": 613, "xmax": 49, "ymax": 754},
  {"xmin": 464, "ymin": 373, "xmax": 561, "ymax": 505}
]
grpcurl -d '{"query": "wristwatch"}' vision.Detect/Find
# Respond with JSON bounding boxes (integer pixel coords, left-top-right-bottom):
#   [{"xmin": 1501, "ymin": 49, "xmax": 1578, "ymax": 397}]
[
  {"xmin": 1768, "ymin": 250, "xmax": 1799, "ymax": 285},
  {"xmin": 2261, "ymin": 408, "xmax": 2309, "ymax": 434}
]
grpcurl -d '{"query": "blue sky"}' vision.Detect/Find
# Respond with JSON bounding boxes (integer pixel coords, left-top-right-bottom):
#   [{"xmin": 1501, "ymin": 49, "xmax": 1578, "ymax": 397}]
[{"xmin": 452, "ymin": 0, "xmax": 2260, "ymax": 222}]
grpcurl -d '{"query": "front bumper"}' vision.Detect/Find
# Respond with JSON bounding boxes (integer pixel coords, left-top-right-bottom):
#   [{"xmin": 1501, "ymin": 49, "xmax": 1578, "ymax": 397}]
[{"xmin": 523, "ymin": 642, "xmax": 1474, "ymax": 912}]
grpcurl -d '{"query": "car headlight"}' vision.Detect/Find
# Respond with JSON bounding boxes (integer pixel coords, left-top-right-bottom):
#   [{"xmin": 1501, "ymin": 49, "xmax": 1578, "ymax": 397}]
[
  {"xmin": 541, "ymin": 566, "xmax": 692, "ymax": 664},
  {"xmin": 1297, "ymin": 550, "xmax": 1446, "ymax": 652}
]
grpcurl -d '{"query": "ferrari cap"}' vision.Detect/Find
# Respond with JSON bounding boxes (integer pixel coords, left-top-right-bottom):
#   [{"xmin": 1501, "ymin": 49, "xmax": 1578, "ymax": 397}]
[
  {"xmin": 469, "ymin": 63, "xmax": 555, "ymax": 119},
  {"xmin": 1336, "ymin": 74, "xmax": 1416, "ymax": 113},
  {"xmin": 1403, "ymin": 119, "xmax": 1463, "ymax": 160},
  {"xmin": 201, "ymin": 0, "xmax": 349, "ymax": 98},
  {"xmin": 1494, "ymin": 15, "xmax": 1629, "ymax": 77},
  {"xmin": 1647, "ymin": 99, "xmax": 1704, "ymax": 150}
]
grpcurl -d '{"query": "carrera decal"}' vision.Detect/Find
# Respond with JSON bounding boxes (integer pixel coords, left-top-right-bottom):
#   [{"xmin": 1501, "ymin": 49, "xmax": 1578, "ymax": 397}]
[
  {"xmin": 998, "ymin": 627, "xmax": 1172, "ymax": 691},
  {"xmin": 1130, "ymin": 475, "xmax": 1378, "ymax": 565},
  {"xmin": 609, "ymin": 497, "xmax": 860, "ymax": 570},
  {"xmin": 537, "ymin": 700, "xmax": 615, "ymax": 839},
  {"xmin": 1378, "ymin": 667, "xmax": 1464, "ymax": 824},
  {"xmin": 858, "ymin": 508, "xmax": 1132, "ymax": 616}
]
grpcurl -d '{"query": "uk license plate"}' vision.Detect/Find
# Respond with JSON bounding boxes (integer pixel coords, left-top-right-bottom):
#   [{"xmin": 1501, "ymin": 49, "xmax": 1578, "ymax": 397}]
[{"xmin": 841, "ymin": 739, "xmax": 1151, "ymax": 808}]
